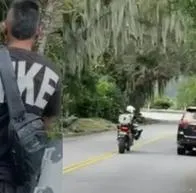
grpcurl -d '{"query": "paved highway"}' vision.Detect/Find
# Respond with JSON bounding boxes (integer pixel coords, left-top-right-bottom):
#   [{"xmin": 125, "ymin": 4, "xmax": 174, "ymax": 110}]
[
  {"xmin": 63, "ymin": 123, "xmax": 196, "ymax": 193},
  {"xmin": 141, "ymin": 111, "xmax": 182, "ymax": 121}
]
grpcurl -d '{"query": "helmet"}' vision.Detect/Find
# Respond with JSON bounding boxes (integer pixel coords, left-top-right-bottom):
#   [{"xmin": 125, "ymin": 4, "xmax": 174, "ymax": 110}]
[{"xmin": 126, "ymin": 105, "xmax": 135, "ymax": 114}]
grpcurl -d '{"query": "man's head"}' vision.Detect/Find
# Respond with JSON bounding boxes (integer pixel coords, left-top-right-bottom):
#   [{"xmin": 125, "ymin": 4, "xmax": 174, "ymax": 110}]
[{"xmin": 4, "ymin": 0, "xmax": 41, "ymax": 49}]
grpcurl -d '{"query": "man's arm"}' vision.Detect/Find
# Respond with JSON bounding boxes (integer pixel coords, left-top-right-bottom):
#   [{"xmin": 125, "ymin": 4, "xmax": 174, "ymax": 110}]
[{"xmin": 42, "ymin": 81, "xmax": 61, "ymax": 129}]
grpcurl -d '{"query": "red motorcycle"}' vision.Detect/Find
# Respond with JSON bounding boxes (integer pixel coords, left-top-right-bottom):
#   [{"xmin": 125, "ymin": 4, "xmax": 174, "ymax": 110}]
[{"xmin": 117, "ymin": 124, "xmax": 134, "ymax": 154}]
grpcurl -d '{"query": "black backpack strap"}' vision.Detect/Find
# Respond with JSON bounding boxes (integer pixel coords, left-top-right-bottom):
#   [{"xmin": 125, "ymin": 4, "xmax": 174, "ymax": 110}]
[{"xmin": 0, "ymin": 46, "xmax": 26, "ymax": 120}]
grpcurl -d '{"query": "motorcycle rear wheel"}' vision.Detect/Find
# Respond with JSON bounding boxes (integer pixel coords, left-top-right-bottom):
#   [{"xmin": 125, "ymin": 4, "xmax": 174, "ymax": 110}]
[{"xmin": 118, "ymin": 139, "xmax": 125, "ymax": 154}]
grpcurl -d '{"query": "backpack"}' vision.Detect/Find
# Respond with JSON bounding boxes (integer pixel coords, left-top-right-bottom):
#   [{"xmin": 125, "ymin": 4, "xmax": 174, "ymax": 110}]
[{"xmin": 0, "ymin": 46, "xmax": 47, "ymax": 193}]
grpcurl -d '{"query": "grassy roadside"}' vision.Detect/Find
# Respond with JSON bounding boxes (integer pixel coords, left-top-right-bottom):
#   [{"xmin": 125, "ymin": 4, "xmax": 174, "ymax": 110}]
[
  {"xmin": 63, "ymin": 117, "xmax": 163, "ymax": 137},
  {"xmin": 64, "ymin": 118, "xmax": 116, "ymax": 137}
]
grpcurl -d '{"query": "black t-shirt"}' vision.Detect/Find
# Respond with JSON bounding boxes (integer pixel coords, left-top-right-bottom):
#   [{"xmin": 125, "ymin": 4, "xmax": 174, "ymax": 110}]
[{"xmin": 0, "ymin": 47, "xmax": 61, "ymax": 182}]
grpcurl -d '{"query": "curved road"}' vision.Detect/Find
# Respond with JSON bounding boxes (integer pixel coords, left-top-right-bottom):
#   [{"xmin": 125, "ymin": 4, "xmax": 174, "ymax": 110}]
[{"xmin": 63, "ymin": 124, "xmax": 196, "ymax": 193}]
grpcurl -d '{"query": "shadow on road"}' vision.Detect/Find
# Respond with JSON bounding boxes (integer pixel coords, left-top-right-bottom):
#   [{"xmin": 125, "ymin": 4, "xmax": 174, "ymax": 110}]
[
  {"xmin": 186, "ymin": 151, "xmax": 196, "ymax": 156},
  {"xmin": 128, "ymin": 150, "xmax": 176, "ymax": 156},
  {"xmin": 122, "ymin": 150, "xmax": 196, "ymax": 157}
]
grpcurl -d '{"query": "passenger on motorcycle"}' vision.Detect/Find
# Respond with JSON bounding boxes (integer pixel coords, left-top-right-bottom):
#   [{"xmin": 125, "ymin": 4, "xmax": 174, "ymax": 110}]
[{"xmin": 118, "ymin": 105, "xmax": 143, "ymax": 140}]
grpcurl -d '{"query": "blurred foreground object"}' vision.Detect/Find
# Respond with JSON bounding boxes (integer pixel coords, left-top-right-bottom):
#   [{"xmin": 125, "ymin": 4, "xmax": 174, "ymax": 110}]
[{"xmin": 34, "ymin": 134, "xmax": 63, "ymax": 193}]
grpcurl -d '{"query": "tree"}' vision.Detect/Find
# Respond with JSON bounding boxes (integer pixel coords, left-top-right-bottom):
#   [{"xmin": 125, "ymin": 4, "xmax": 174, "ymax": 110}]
[
  {"xmin": 0, "ymin": 0, "xmax": 10, "ymax": 42},
  {"xmin": 1, "ymin": 0, "xmax": 195, "ymax": 121},
  {"xmin": 60, "ymin": 0, "xmax": 186, "ymax": 74},
  {"xmin": 56, "ymin": 0, "xmax": 189, "ymax": 113},
  {"xmin": 175, "ymin": 0, "xmax": 196, "ymax": 24},
  {"xmin": 176, "ymin": 76, "xmax": 196, "ymax": 108}
]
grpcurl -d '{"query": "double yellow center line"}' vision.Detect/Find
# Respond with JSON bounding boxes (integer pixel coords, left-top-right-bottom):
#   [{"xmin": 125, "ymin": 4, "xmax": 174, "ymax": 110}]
[
  {"xmin": 63, "ymin": 152, "xmax": 115, "ymax": 173},
  {"xmin": 63, "ymin": 133, "xmax": 174, "ymax": 174}
]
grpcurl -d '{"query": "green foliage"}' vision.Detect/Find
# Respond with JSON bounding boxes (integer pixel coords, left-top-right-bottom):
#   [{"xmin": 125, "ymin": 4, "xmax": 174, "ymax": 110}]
[
  {"xmin": 2, "ymin": 0, "xmax": 196, "ymax": 128},
  {"xmin": 71, "ymin": 74, "xmax": 123, "ymax": 122},
  {"xmin": 175, "ymin": 0, "xmax": 196, "ymax": 24},
  {"xmin": 46, "ymin": 0, "xmax": 196, "ymax": 121},
  {"xmin": 176, "ymin": 76, "xmax": 196, "ymax": 108},
  {"xmin": 96, "ymin": 77, "xmax": 115, "ymax": 96},
  {"xmin": 150, "ymin": 96, "xmax": 173, "ymax": 109},
  {"xmin": 95, "ymin": 77, "xmax": 123, "ymax": 122}
]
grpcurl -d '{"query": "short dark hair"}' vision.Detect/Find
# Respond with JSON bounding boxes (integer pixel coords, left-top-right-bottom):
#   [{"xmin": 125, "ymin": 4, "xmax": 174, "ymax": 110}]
[{"xmin": 9, "ymin": 0, "xmax": 40, "ymax": 40}]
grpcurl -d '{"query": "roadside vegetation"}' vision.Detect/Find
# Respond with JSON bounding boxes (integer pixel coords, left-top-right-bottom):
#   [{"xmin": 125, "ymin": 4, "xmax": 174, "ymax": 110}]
[
  {"xmin": 176, "ymin": 77, "xmax": 196, "ymax": 109},
  {"xmin": 64, "ymin": 118, "xmax": 116, "ymax": 136},
  {"xmin": 1, "ymin": 0, "xmax": 196, "ymax": 135}
]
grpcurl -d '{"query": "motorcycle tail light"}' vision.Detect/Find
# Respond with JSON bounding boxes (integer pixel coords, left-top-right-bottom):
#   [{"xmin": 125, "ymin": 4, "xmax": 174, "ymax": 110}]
[
  {"xmin": 179, "ymin": 120, "xmax": 189, "ymax": 128},
  {"xmin": 120, "ymin": 126, "xmax": 129, "ymax": 132}
]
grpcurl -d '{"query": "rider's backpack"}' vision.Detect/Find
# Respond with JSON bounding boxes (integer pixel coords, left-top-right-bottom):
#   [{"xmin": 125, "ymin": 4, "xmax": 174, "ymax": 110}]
[{"xmin": 0, "ymin": 46, "xmax": 47, "ymax": 193}]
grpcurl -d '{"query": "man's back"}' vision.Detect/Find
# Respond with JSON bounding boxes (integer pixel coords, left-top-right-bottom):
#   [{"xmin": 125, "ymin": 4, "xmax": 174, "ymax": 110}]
[
  {"xmin": 0, "ymin": 1, "xmax": 61, "ymax": 192},
  {"xmin": 0, "ymin": 47, "xmax": 60, "ymax": 182},
  {"xmin": 118, "ymin": 113, "xmax": 133, "ymax": 125}
]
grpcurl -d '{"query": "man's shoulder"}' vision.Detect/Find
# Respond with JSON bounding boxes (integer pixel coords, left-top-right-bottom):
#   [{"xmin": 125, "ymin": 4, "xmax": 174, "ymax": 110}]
[
  {"xmin": 9, "ymin": 47, "xmax": 60, "ymax": 76},
  {"xmin": 33, "ymin": 52, "xmax": 60, "ymax": 75}
]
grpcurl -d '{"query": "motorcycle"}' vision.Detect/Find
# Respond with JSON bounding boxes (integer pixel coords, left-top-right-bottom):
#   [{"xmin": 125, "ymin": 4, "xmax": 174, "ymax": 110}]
[{"xmin": 117, "ymin": 123, "xmax": 138, "ymax": 154}]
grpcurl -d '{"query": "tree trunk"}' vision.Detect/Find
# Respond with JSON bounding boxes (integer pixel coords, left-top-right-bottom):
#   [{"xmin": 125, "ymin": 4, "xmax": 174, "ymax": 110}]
[{"xmin": 37, "ymin": 0, "xmax": 61, "ymax": 54}]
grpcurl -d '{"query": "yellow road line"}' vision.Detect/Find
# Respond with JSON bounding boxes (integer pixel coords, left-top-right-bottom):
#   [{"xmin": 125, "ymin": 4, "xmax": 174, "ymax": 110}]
[
  {"xmin": 132, "ymin": 133, "xmax": 174, "ymax": 150},
  {"xmin": 64, "ymin": 153, "xmax": 115, "ymax": 173},
  {"xmin": 63, "ymin": 133, "xmax": 174, "ymax": 174},
  {"xmin": 63, "ymin": 152, "xmax": 116, "ymax": 171}
]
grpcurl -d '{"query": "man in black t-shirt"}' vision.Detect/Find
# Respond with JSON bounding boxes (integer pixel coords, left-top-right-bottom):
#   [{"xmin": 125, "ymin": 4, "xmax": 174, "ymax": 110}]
[{"xmin": 0, "ymin": 1, "xmax": 61, "ymax": 192}]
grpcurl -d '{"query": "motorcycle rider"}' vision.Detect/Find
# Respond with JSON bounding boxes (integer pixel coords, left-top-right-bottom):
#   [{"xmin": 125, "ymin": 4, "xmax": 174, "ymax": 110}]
[{"xmin": 118, "ymin": 105, "xmax": 143, "ymax": 140}]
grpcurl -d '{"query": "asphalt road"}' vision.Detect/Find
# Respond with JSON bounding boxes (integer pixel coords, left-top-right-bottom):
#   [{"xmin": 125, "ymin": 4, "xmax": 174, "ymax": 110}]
[
  {"xmin": 141, "ymin": 111, "xmax": 181, "ymax": 121},
  {"xmin": 63, "ymin": 123, "xmax": 196, "ymax": 193}
]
